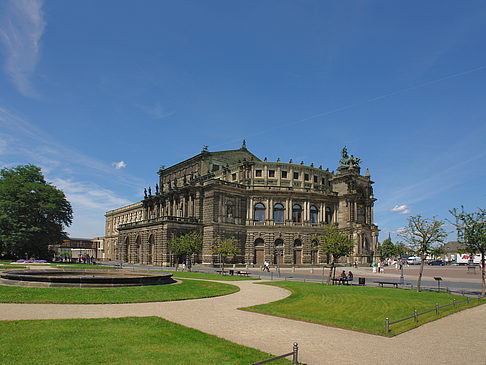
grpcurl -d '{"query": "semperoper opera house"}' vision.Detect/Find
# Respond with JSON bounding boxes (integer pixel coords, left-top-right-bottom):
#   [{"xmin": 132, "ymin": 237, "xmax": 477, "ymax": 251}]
[{"xmin": 104, "ymin": 142, "xmax": 379, "ymax": 266}]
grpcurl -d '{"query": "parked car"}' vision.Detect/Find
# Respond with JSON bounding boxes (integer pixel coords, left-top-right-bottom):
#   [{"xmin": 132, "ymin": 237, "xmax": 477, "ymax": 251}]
[
  {"xmin": 428, "ymin": 259, "xmax": 444, "ymax": 266},
  {"xmin": 407, "ymin": 256, "xmax": 421, "ymax": 265}
]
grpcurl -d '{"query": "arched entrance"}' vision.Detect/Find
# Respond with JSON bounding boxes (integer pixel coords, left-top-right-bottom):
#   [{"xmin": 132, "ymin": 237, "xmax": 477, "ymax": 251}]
[
  {"xmin": 122, "ymin": 237, "xmax": 129, "ymax": 262},
  {"xmin": 254, "ymin": 238, "xmax": 264, "ymax": 265},
  {"xmin": 147, "ymin": 234, "xmax": 154, "ymax": 264},
  {"xmin": 293, "ymin": 239, "xmax": 302, "ymax": 265},
  {"xmin": 134, "ymin": 235, "xmax": 141, "ymax": 264},
  {"xmin": 274, "ymin": 239, "xmax": 284, "ymax": 265}
]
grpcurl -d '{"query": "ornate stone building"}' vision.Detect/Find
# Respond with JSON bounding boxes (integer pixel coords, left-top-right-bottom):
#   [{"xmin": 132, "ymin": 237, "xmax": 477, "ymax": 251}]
[{"xmin": 104, "ymin": 142, "xmax": 379, "ymax": 266}]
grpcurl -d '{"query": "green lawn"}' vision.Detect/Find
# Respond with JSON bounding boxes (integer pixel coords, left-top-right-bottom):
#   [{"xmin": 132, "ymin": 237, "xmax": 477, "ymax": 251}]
[
  {"xmin": 0, "ymin": 317, "xmax": 290, "ymax": 365},
  {"xmin": 242, "ymin": 281, "xmax": 484, "ymax": 336},
  {"xmin": 0, "ymin": 279, "xmax": 238, "ymax": 304}
]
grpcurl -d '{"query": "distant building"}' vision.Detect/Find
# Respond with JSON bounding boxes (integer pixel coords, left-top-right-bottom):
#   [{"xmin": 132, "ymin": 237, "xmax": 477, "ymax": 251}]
[
  {"xmin": 104, "ymin": 142, "xmax": 379, "ymax": 266},
  {"xmin": 57, "ymin": 237, "xmax": 96, "ymax": 259}
]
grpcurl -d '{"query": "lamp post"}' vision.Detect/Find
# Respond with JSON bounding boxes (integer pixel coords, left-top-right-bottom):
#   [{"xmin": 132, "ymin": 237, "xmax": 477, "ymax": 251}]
[
  {"xmin": 277, "ymin": 246, "xmax": 283, "ymax": 278},
  {"xmin": 400, "ymin": 257, "xmax": 404, "ymax": 284}
]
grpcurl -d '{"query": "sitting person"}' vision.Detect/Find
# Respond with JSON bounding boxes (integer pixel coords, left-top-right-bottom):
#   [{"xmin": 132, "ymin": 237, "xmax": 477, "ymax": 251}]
[
  {"xmin": 339, "ymin": 270, "xmax": 347, "ymax": 284},
  {"xmin": 347, "ymin": 271, "xmax": 354, "ymax": 282}
]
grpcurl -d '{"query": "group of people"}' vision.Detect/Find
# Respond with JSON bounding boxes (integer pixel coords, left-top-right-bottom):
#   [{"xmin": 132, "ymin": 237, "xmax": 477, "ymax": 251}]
[
  {"xmin": 338, "ymin": 270, "xmax": 353, "ymax": 284},
  {"xmin": 372, "ymin": 261, "xmax": 385, "ymax": 273},
  {"xmin": 78, "ymin": 254, "xmax": 95, "ymax": 264}
]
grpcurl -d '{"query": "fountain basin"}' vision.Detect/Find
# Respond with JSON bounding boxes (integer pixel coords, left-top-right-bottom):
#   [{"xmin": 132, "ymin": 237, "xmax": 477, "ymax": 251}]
[{"xmin": 0, "ymin": 269, "xmax": 175, "ymax": 288}]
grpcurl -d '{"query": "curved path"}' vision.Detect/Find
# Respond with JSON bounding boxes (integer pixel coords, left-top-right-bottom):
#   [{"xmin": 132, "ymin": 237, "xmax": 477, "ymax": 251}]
[{"xmin": 1, "ymin": 280, "xmax": 485, "ymax": 364}]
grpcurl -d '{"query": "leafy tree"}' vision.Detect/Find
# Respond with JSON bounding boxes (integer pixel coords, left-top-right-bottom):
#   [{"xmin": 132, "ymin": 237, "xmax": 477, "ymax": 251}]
[
  {"xmin": 380, "ymin": 236, "xmax": 396, "ymax": 259},
  {"xmin": 395, "ymin": 242, "xmax": 408, "ymax": 258},
  {"xmin": 450, "ymin": 207, "xmax": 486, "ymax": 297},
  {"xmin": 167, "ymin": 231, "xmax": 202, "ymax": 270},
  {"xmin": 0, "ymin": 165, "xmax": 73, "ymax": 260},
  {"xmin": 211, "ymin": 237, "xmax": 240, "ymax": 272},
  {"xmin": 399, "ymin": 215, "xmax": 447, "ymax": 292},
  {"xmin": 314, "ymin": 224, "xmax": 354, "ymax": 284}
]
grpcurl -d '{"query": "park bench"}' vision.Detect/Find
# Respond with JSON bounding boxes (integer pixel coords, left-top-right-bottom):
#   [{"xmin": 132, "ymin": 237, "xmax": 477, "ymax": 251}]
[
  {"xmin": 374, "ymin": 280, "xmax": 401, "ymax": 288},
  {"xmin": 332, "ymin": 277, "xmax": 354, "ymax": 285},
  {"xmin": 235, "ymin": 271, "xmax": 250, "ymax": 277}
]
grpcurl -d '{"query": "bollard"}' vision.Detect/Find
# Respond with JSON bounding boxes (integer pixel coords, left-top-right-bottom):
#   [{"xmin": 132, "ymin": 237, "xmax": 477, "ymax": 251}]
[
  {"xmin": 385, "ymin": 318, "xmax": 389, "ymax": 333},
  {"xmin": 271, "ymin": 272, "xmax": 273, "ymax": 281},
  {"xmin": 292, "ymin": 342, "xmax": 299, "ymax": 365},
  {"xmin": 436, "ymin": 303, "xmax": 439, "ymax": 315},
  {"xmin": 414, "ymin": 309, "xmax": 418, "ymax": 323},
  {"xmin": 467, "ymin": 296, "xmax": 470, "ymax": 304},
  {"xmin": 479, "ymin": 296, "xmax": 481, "ymax": 303},
  {"xmin": 453, "ymin": 299, "xmax": 456, "ymax": 309}
]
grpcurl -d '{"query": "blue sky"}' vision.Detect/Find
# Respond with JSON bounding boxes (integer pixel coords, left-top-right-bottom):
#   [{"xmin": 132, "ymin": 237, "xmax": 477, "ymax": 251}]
[{"xmin": 1, "ymin": 1, "xmax": 485, "ymax": 241}]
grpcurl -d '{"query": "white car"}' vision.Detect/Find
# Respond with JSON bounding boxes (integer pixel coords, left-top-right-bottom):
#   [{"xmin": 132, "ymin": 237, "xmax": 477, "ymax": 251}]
[{"xmin": 407, "ymin": 256, "xmax": 421, "ymax": 265}]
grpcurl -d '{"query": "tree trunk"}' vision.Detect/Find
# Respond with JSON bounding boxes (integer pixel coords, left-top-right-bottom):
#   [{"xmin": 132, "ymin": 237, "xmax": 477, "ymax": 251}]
[
  {"xmin": 327, "ymin": 261, "xmax": 334, "ymax": 285},
  {"xmin": 416, "ymin": 255, "xmax": 425, "ymax": 292}
]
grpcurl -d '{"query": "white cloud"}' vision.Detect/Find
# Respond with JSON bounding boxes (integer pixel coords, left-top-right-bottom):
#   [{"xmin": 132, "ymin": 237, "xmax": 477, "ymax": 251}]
[
  {"xmin": 112, "ymin": 161, "xmax": 127, "ymax": 169},
  {"xmin": 391, "ymin": 204, "xmax": 411, "ymax": 215},
  {"xmin": 138, "ymin": 102, "xmax": 175, "ymax": 119},
  {"xmin": 0, "ymin": 0, "xmax": 46, "ymax": 97},
  {"xmin": 52, "ymin": 178, "xmax": 131, "ymax": 212}
]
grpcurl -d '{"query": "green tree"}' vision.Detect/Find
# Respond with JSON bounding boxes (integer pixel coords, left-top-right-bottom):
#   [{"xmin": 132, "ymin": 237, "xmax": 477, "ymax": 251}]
[
  {"xmin": 0, "ymin": 165, "xmax": 73, "ymax": 260},
  {"xmin": 211, "ymin": 237, "xmax": 240, "ymax": 272},
  {"xmin": 314, "ymin": 224, "xmax": 354, "ymax": 284},
  {"xmin": 399, "ymin": 215, "xmax": 447, "ymax": 292},
  {"xmin": 450, "ymin": 207, "xmax": 486, "ymax": 297},
  {"xmin": 167, "ymin": 231, "xmax": 203, "ymax": 270},
  {"xmin": 395, "ymin": 241, "xmax": 408, "ymax": 258},
  {"xmin": 380, "ymin": 235, "xmax": 396, "ymax": 259}
]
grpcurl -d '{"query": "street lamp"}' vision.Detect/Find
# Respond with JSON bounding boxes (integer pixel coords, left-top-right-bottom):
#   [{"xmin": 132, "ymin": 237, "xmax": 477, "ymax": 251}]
[{"xmin": 276, "ymin": 246, "xmax": 283, "ymax": 278}]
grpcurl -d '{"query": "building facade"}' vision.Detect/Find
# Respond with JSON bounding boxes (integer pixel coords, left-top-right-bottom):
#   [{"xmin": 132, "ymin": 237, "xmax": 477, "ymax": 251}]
[{"xmin": 104, "ymin": 143, "xmax": 379, "ymax": 266}]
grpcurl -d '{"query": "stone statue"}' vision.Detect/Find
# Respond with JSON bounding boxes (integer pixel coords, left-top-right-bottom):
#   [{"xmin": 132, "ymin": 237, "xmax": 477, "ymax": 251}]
[
  {"xmin": 201, "ymin": 145, "xmax": 208, "ymax": 153},
  {"xmin": 144, "ymin": 188, "xmax": 147, "ymax": 199},
  {"xmin": 339, "ymin": 146, "xmax": 361, "ymax": 167},
  {"xmin": 155, "ymin": 184, "xmax": 159, "ymax": 194},
  {"xmin": 148, "ymin": 187, "xmax": 152, "ymax": 196},
  {"xmin": 241, "ymin": 139, "xmax": 247, "ymax": 149}
]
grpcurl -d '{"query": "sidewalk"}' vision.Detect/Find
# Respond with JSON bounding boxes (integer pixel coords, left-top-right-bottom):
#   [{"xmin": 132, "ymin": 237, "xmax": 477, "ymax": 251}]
[{"xmin": 1, "ymin": 279, "xmax": 485, "ymax": 364}]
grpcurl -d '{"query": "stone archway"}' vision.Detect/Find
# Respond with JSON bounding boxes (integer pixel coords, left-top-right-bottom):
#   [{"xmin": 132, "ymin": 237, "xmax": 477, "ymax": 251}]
[
  {"xmin": 293, "ymin": 239, "xmax": 302, "ymax": 265},
  {"xmin": 254, "ymin": 238, "xmax": 264, "ymax": 265}
]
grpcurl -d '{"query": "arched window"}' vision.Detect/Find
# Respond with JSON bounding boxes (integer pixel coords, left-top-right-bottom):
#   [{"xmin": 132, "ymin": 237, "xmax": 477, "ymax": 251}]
[
  {"xmin": 292, "ymin": 204, "xmax": 302, "ymax": 223},
  {"xmin": 310, "ymin": 205, "xmax": 318, "ymax": 223},
  {"xmin": 254, "ymin": 203, "xmax": 265, "ymax": 222},
  {"xmin": 293, "ymin": 239, "xmax": 302, "ymax": 247},
  {"xmin": 254, "ymin": 238, "xmax": 264, "ymax": 247},
  {"xmin": 325, "ymin": 207, "xmax": 333, "ymax": 224},
  {"xmin": 273, "ymin": 203, "xmax": 285, "ymax": 223}
]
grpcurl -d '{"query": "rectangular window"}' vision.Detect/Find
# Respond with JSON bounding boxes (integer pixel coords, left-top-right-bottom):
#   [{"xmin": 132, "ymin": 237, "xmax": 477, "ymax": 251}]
[
  {"xmin": 322, "ymin": 178, "xmax": 326, "ymax": 185},
  {"xmin": 304, "ymin": 173, "xmax": 309, "ymax": 181},
  {"xmin": 268, "ymin": 170, "xmax": 275, "ymax": 178},
  {"xmin": 293, "ymin": 172, "xmax": 299, "ymax": 179},
  {"xmin": 232, "ymin": 173, "xmax": 237, "ymax": 181},
  {"xmin": 255, "ymin": 169, "xmax": 262, "ymax": 177},
  {"xmin": 314, "ymin": 176, "xmax": 318, "ymax": 183},
  {"xmin": 281, "ymin": 171, "xmax": 288, "ymax": 178},
  {"xmin": 212, "ymin": 164, "xmax": 220, "ymax": 172}
]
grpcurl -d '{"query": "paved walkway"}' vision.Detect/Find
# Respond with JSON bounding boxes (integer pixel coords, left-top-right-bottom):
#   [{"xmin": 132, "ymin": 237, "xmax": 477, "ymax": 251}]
[{"xmin": 1, "ymin": 280, "xmax": 485, "ymax": 364}]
